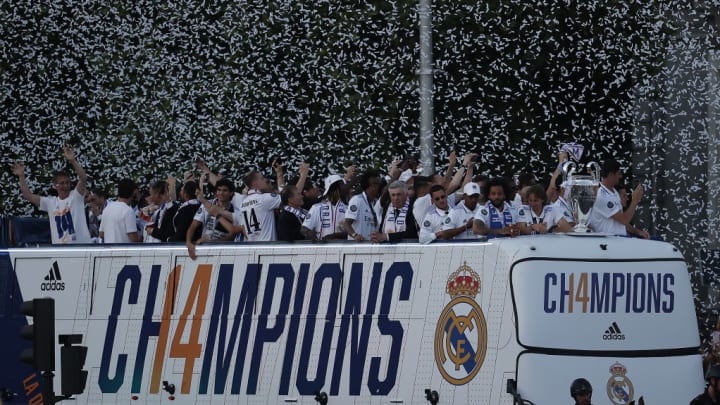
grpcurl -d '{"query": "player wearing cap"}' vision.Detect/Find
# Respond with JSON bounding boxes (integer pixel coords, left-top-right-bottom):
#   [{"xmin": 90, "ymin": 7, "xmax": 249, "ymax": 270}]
[
  {"xmin": 301, "ymin": 174, "xmax": 347, "ymax": 241},
  {"xmin": 442, "ymin": 182, "xmax": 483, "ymax": 240},
  {"xmin": 239, "ymin": 170, "xmax": 282, "ymax": 242},
  {"xmin": 588, "ymin": 158, "xmax": 643, "ymax": 235},
  {"xmin": 473, "ymin": 177, "xmax": 520, "ymax": 237}
]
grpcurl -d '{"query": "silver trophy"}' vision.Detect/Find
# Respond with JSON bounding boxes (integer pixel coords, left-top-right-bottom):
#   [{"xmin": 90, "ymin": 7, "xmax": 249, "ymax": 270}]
[{"xmin": 562, "ymin": 161, "xmax": 600, "ymax": 233}]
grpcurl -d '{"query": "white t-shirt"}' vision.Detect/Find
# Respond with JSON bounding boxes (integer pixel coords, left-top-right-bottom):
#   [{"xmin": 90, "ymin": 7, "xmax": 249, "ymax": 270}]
[
  {"xmin": 444, "ymin": 201, "xmax": 481, "ymax": 240},
  {"xmin": 231, "ymin": 192, "xmax": 246, "ymax": 212},
  {"xmin": 511, "ymin": 193, "xmax": 523, "ymax": 209},
  {"xmin": 412, "ymin": 194, "xmax": 431, "ymax": 228},
  {"xmin": 302, "ymin": 200, "xmax": 347, "ymax": 240},
  {"xmin": 99, "ymin": 201, "xmax": 138, "ymax": 243},
  {"xmin": 345, "ymin": 192, "xmax": 380, "ymax": 240},
  {"xmin": 419, "ymin": 206, "xmax": 451, "ymax": 244},
  {"xmin": 39, "ymin": 189, "xmax": 91, "ymax": 244},
  {"xmin": 240, "ymin": 190, "xmax": 281, "ymax": 241},
  {"xmin": 589, "ymin": 185, "xmax": 626, "ymax": 235},
  {"xmin": 413, "ymin": 192, "xmax": 458, "ymax": 225}
]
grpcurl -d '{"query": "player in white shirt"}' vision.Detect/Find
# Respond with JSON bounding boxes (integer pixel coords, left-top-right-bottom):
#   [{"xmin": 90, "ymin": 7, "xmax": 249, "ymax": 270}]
[
  {"xmin": 518, "ymin": 185, "xmax": 556, "ymax": 235},
  {"xmin": 443, "ymin": 182, "xmax": 483, "ymax": 240},
  {"xmin": 419, "ymin": 185, "xmax": 454, "ymax": 244},
  {"xmin": 344, "ymin": 170, "xmax": 383, "ymax": 241},
  {"xmin": 510, "ymin": 172, "xmax": 537, "ymax": 209},
  {"xmin": 100, "ymin": 179, "xmax": 141, "ymax": 243},
  {"xmin": 411, "ymin": 177, "xmax": 433, "ymax": 225},
  {"xmin": 473, "ymin": 177, "xmax": 520, "ymax": 237},
  {"xmin": 12, "ymin": 146, "xmax": 92, "ymax": 244},
  {"xmin": 302, "ymin": 174, "xmax": 347, "ymax": 241},
  {"xmin": 189, "ymin": 178, "xmax": 236, "ymax": 242},
  {"xmin": 588, "ymin": 159, "xmax": 643, "ymax": 235},
  {"xmin": 550, "ymin": 180, "xmax": 576, "ymax": 232},
  {"xmin": 240, "ymin": 170, "xmax": 282, "ymax": 242}
]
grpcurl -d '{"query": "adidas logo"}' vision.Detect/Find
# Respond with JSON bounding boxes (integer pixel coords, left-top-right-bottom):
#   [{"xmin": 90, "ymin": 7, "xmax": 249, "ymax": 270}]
[
  {"xmin": 602, "ymin": 322, "xmax": 625, "ymax": 340},
  {"xmin": 40, "ymin": 261, "xmax": 65, "ymax": 291}
]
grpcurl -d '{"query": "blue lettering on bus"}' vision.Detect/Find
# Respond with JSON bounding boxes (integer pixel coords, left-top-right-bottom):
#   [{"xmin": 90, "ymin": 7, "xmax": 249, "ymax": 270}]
[
  {"xmin": 330, "ymin": 262, "xmax": 382, "ymax": 395},
  {"xmin": 296, "ymin": 263, "xmax": 342, "ymax": 395},
  {"xmin": 247, "ymin": 263, "xmax": 293, "ymax": 394},
  {"xmin": 100, "ymin": 260, "xmax": 414, "ymax": 396},
  {"xmin": 542, "ymin": 272, "xmax": 675, "ymax": 314},
  {"xmin": 279, "ymin": 263, "xmax": 310, "ymax": 395},
  {"xmin": 368, "ymin": 262, "xmax": 413, "ymax": 395},
  {"xmin": 132, "ymin": 264, "xmax": 162, "ymax": 393},
  {"xmin": 99, "ymin": 264, "xmax": 141, "ymax": 392}
]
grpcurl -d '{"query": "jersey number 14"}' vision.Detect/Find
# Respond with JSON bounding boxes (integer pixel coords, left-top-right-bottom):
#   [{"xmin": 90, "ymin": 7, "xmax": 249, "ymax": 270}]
[{"xmin": 242, "ymin": 209, "xmax": 261, "ymax": 233}]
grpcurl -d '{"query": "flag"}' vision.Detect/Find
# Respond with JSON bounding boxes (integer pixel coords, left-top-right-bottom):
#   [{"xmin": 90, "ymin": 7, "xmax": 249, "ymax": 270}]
[{"xmin": 559, "ymin": 142, "xmax": 584, "ymax": 161}]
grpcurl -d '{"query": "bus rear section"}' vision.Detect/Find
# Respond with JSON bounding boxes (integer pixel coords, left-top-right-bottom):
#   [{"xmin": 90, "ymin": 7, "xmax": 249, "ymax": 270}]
[{"xmin": 508, "ymin": 236, "xmax": 704, "ymax": 404}]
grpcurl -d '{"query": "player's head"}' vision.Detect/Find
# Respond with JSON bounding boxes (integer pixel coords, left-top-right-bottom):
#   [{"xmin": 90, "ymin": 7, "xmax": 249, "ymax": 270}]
[
  {"xmin": 117, "ymin": 178, "xmax": 139, "ymax": 201},
  {"xmin": 483, "ymin": 177, "xmax": 510, "ymax": 209},
  {"xmin": 52, "ymin": 170, "xmax": 72, "ymax": 198},
  {"xmin": 429, "ymin": 184, "xmax": 448, "ymax": 210},
  {"xmin": 570, "ymin": 378, "xmax": 592, "ymax": 405},
  {"xmin": 600, "ymin": 158, "xmax": 623, "ymax": 186}
]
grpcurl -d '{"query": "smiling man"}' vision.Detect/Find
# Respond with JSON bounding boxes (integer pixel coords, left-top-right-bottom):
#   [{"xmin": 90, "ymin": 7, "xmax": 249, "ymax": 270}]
[{"xmin": 12, "ymin": 145, "xmax": 91, "ymax": 244}]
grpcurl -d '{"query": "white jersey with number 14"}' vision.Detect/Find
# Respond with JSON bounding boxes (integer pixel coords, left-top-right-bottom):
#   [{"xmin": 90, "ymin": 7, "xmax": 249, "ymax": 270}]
[{"xmin": 240, "ymin": 191, "xmax": 281, "ymax": 242}]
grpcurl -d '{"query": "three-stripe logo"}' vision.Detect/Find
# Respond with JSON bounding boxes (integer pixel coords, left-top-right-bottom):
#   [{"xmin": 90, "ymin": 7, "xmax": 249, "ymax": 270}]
[
  {"xmin": 40, "ymin": 261, "xmax": 66, "ymax": 291},
  {"xmin": 603, "ymin": 322, "xmax": 625, "ymax": 340}
]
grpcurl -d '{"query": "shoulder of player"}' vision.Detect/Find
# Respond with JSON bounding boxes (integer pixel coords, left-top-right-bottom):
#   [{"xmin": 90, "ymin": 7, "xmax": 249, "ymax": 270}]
[{"xmin": 348, "ymin": 194, "xmax": 363, "ymax": 204}]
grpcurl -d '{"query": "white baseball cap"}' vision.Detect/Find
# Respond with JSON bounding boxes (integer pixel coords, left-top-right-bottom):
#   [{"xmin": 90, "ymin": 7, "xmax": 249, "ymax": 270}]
[
  {"xmin": 463, "ymin": 182, "xmax": 481, "ymax": 196},
  {"xmin": 323, "ymin": 174, "xmax": 345, "ymax": 196}
]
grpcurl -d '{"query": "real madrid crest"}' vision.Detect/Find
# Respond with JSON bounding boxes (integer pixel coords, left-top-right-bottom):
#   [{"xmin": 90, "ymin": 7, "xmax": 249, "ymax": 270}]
[
  {"xmin": 434, "ymin": 262, "xmax": 488, "ymax": 385},
  {"xmin": 606, "ymin": 362, "xmax": 634, "ymax": 405}
]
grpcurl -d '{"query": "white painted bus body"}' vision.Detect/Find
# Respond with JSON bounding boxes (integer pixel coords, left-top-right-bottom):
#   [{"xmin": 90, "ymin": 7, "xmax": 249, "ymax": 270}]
[{"xmin": 0, "ymin": 234, "xmax": 703, "ymax": 404}]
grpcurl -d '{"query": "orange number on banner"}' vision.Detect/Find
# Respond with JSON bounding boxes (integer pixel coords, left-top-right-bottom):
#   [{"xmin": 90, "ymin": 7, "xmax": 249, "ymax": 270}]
[
  {"xmin": 169, "ymin": 264, "xmax": 212, "ymax": 394},
  {"xmin": 575, "ymin": 272, "xmax": 590, "ymax": 313}
]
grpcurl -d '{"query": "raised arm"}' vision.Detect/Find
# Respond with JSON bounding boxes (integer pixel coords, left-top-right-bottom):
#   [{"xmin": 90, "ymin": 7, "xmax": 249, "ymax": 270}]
[
  {"xmin": 12, "ymin": 161, "xmax": 41, "ymax": 207},
  {"xmin": 447, "ymin": 153, "xmax": 476, "ymax": 194},
  {"xmin": 611, "ymin": 184, "xmax": 643, "ymax": 225},
  {"xmin": 63, "ymin": 145, "xmax": 87, "ymax": 195},
  {"xmin": 195, "ymin": 158, "xmax": 221, "ymax": 186},
  {"xmin": 295, "ymin": 162, "xmax": 309, "ymax": 193},
  {"xmin": 196, "ymin": 189, "xmax": 233, "ymax": 221},
  {"xmin": 272, "ymin": 158, "xmax": 285, "ymax": 190},
  {"xmin": 546, "ymin": 151, "xmax": 568, "ymax": 202},
  {"xmin": 442, "ymin": 151, "xmax": 457, "ymax": 189}
]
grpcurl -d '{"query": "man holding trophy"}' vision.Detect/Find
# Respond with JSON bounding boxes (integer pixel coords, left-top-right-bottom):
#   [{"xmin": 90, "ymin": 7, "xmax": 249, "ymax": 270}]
[{"xmin": 588, "ymin": 158, "xmax": 645, "ymax": 236}]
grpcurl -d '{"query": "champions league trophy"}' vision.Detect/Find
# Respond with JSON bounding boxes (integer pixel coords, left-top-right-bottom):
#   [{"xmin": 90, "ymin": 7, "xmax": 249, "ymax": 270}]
[{"xmin": 561, "ymin": 161, "xmax": 600, "ymax": 233}]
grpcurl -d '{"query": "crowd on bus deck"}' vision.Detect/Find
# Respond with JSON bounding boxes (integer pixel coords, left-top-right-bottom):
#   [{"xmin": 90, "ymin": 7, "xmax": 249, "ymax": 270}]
[{"xmin": 11, "ymin": 146, "xmax": 651, "ymax": 257}]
